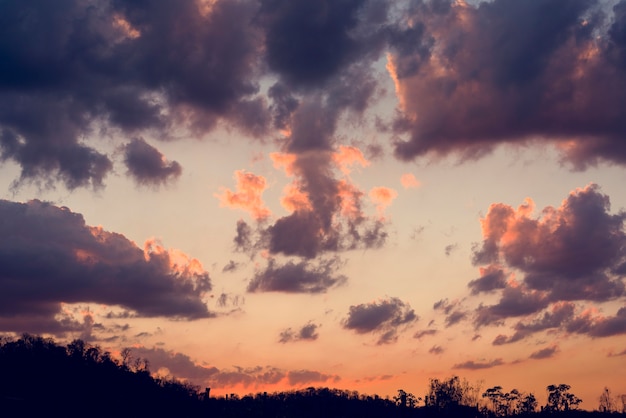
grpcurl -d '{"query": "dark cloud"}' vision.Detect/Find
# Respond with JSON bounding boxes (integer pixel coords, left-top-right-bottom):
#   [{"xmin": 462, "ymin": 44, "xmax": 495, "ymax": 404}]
[
  {"xmin": 0, "ymin": 0, "xmax": 266, "ymax": 189},
  {"xmin": 474, "ymin": 287, "xmax": 549, "ymax": 327},
  {"xmin": 492, "ymin": 302, "xmax": 576, "ymax": 345},
  {"xmin": 453, "ymin": 358, "xmax": 505, "ymax": 370},
  {"xmin": 473, "ymin": 185, "xmax": 626, "ymax": 306},
  {"xmin": 414, "ymin": 329, "xmax": 438, "ymax": 339},
  {"xmin": 444, "ymin": 243, "xmax": 458, "ymax": 256},
  {"xmin": 257, "ymin": 0, "xmax": 387, "ymax": 87},
  {"xmin": 429, "ymin": 345, "xmax": 444, "ymax": 355},
  {"xmin": 529, "ymin": 345, "xmax": 559, "ymax": 360},
  {"xmin": 388, "ymin": 0, "xmax": 626, "ymax": 167},
  {"xmin": 0, "ymin": 199, "xmax": 212, "ymax": 334},
  {"xmin": 264, "ymin": 101, "xmax": 388, "ymax": 259},
  {"xmin": 287, "ymin": 369, "xmax": 340, "ymax": 386},
  {"xmin": 247, "ymin": 258, "xmax": 347, "ymax": 293},
  {"xmin": 233, "ymin": 220, "xmax": 257, "ymax": 254},
  {"xmin": 123, "ymin": 138, "xmax": 181, "ymax": 186},
  {"xmin": 130, "ymin": 346, "xmax": 219, "ymax": 381},
  {"xmin": 202, "ymin": 365, "xmax": 286, "ymax": 389},
  {"xmin": 568, "ymin": 306, "xmax": 626, "ymax": 337},
  {"xmin": 342, "ymin": 297, "xmax": 418, "ymax": 344},
  {"xmin": 279, "ymin": 322, "xmax": 320, "ymax": 343},
  {"xmin": 222, "ymin": 260, "xmax": 239, "ymax": 273},
  {"xmin": 433, "ymin": 298, "xmax": 468, "ymax": 327},
  {"xmin": 468, "ymin": 265, "xmax": 508, "ymax": 295}
]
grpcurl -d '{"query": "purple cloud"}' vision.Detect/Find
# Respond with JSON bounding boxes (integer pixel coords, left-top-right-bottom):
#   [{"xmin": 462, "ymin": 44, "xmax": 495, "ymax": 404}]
[
  {"xmin": 0, "ymin": 199, "xmax": 212, "ymax": 335},
  {"xmin": 342, "ymin": 297, "xmax": 418, "ymax": 344}
]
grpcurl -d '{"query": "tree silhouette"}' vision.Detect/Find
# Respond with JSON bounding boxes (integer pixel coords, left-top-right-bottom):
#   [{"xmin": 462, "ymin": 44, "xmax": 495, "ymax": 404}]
[
  {"xmin": 598, "ymin": 387, "xmax": 615, "ymax": 413},
  {"xmin": 519, "ymin": 392, "xmax": 538, "ymax": 414},
  {"xmin": 545, "ymin": 384, "xmax": 582, "ymax": 412}
]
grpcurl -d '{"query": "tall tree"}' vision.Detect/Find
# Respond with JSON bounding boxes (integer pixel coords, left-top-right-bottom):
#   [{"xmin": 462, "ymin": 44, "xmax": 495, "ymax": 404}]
[{"xmin": 545, "ymin": 384, "xmax": 582, "ymax": 412}]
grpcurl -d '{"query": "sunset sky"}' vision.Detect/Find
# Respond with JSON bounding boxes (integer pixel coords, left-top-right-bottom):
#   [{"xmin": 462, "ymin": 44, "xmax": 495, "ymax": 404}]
[{"xmin": 2, "ymin": 0, "xmax": 626, "ymax": 409}]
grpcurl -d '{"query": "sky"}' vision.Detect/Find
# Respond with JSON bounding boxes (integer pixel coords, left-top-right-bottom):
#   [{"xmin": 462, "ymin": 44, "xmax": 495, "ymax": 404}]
[{"xmin": 1, "ymin": 0, "xmax": 626, "ymax": 409}]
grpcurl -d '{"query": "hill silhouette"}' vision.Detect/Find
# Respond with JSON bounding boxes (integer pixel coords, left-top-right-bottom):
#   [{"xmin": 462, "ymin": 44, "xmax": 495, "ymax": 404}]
[{"xmin": 0, "ymin": 334, "xmax": 622, "ymax": 418}]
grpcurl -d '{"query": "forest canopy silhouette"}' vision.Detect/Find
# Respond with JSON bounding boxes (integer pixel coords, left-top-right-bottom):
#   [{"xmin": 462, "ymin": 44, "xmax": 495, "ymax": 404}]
[{"xmin": 0, "ymin": 334, "xmax": 624, "ymax": 418}]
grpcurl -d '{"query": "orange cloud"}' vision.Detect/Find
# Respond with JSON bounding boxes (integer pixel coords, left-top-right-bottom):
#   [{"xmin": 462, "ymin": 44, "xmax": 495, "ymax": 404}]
[
  {"xmin": 369, "ymin": 187, "xmax": 398, "ymax": 218},
  {"xmin": 337, "ymin": 180, "xmax": 364, "ymax": 219},
  {"xmin": 270, "ymin": 152, "xmax": 298, "ymax": 176},
  {"xmin": 280, "ymin": 182, "xmax": 312, "ymax": 212},
  {"xmin": 333, "ymin": 145, "xmax": 369, "ymax": 174},
  {"xmin": 215, "ymin": 170, "xmax": 271, "ymax": 220},
  {"xmin": 400, "ymin": 173, "xmax": 420, "ymax": 189},
  {"xmin": 143, "ymin": 238, "xmax": 206, "ymax": 277}
]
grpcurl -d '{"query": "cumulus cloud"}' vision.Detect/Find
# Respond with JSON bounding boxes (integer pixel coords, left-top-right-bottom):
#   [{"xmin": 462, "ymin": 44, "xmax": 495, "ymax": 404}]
[
  {"xmin": 123, "ymin": 137, "xmax": 182, "ymax": 186},
  {"xmin": 529, "ymin": 345, "xmax": 559, "ymax": 360},
  {"xmin": 471, "ymin": 185, "xmax": 626, "ymax": 325},
  {"xmin": 342, "ymin": 297, "xmax": 418, "ymax": 344},
  {"xmin": 259, "ymin": 146, "xmax": 390, "ymax": 259},
  {"xmin": 279, "ymin": 322, "xmax": 320, "ymax": 343},
  {"xmin": 492, "ymin": 302, "xmax": 576, "ymax": 345},
  {"xmin": 0, "ymin": 199, "xmax": 212, "ymax": 334},
  {"xmin": 433, "ymin": 299, "xmax": 468, "ymax": 327},
  {"xmin": 414, "ymin": 329, "xmax": 438, "ymax": 339},
  {"xmin": 257, "ymin": 0, "xmax": 388, "ymax": 87},
  {"xmin": 130, "ymin": 346, "xmax": 219, "ymax": 381},
  {"xmin": 453, "ymin": 358, "xmax": 505, "ymax": 370},
  {"xmin": 0, "ymin": 0, "xmax": 267, "ymax": 189},
  {"xmin": 216, "ymin": 170, "xmax": 271, "ymax": 220},
  {"xmin": 287, "ymin": 370, "xmax": 340, "ymax": 386},
  {"xmin": 429, "ymin": 345, "xmax": 444, "ymax": 355},
  {"xmin": 468, "ymin": 265, "xmax": 508, "ymax": 295},
  {"xmin": 247, "ymin": 258, "xmax": 347, "ymax": 293},
  {"xmin": 388, "ymin": 0, "xmax": 626, "ymax": 168}
]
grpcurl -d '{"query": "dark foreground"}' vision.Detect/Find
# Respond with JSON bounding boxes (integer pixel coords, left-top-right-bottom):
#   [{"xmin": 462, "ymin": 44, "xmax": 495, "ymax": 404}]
[{"xmin": 0, "ymin": 335, "xmax": 623, "ymax": 418}]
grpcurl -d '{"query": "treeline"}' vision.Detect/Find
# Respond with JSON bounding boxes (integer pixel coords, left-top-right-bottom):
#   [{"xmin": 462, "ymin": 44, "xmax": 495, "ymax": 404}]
[{"xmin": 0, "ymin": 335, "xmax": 624, "ymax": 418}]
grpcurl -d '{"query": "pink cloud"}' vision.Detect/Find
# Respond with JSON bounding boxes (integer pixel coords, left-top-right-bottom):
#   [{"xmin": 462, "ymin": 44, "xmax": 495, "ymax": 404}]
[
  {"xmin": 400, "ymin": 173, "xmax": 420, "ymax": 189},
  {"xmin": 369, "ymin": 187, "xmax": 398, "ymax": 218},
  {"xmin": 215, "ymin": 170, "xmax": 271, "ymax": 220}
]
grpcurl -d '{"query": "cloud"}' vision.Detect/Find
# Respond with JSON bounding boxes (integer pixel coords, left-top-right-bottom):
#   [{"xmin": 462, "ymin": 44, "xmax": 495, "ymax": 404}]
[
  {"xmin": 492, "ymin": 302, "xmax": 576, "ymax": 345},
  {"xmin": 473, "ymin": 184, "xmax": 626, "ymax": 305},
  {"xmin": 414, "ymin": 329, "xmax": 438, "ymax": 339},
  {"xmin": 567, "ymin": 306, "xmax": 626, "ymax": 337},
  {"xmin": 444, "ymin": 243, "xmax": 458, "ymax": 257},
  {"xmin": 0, "ymin": 0, "xmax": 267, "ymax": 189},
  {"xmin": 123, "ymin": 137, "xmax": 182, "ymax": 186},
  {"xmin": 0, "ymin": 199, "xmax": 212, "ymax": 334},
  {"xmin": 429, "ymin": 345, "xmax": 444, "ymax": 355},
  {"xmin": 400, "ymin": 173, "xmax": 420, "ymax": 189},
  {"xmin": 279, "ymin": 322, "xmax": 320, "ymax": 343},
  {"xmin": 468, "ymin": 265, "xmax": 508, "ymax": 295},
  {"xmin": 474, "ymin": 287, "xmax": 550, "ymax": 327},
  {"xmin": 247, "ymin": 258, "xmax": 347, "ymax": 293},
  {"xmin": 342, "ymin": 297, "xmax": 418, "ymax": 344},
  {"xmin": 263, "ymin": 147, "xmax": 389, "ymax": 259},
  {"xmin": 529, "ymin": 345, "xmax": 559, "ymax": 360},
  {"xmin": 130, "ymin": 346, "xmax": 219, "ymax": 381},
  {"xmin": 216, "ymin": 170, "xmax": 271, "ymax": 220},
  {"xmin": 257, "ymin": 0, "xmax": 387, "ymax": 87},
  {"xmin": 369, "ymin": 187, "xmax": 398, "ymax": 218},
  {"xmin": 388, "ymin": 0, "xmax": 626, "ymax": 168},
  {"xmin": 433, "ymin": 298, "xmax": 468, "ymax": 327},
  {"xmin": 287, "ymin": 370, "xmax": 340, "ymax": 386},
  {"xmin": 453, "ymin": 358, "xmax": 505, "ymax": 370}
]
